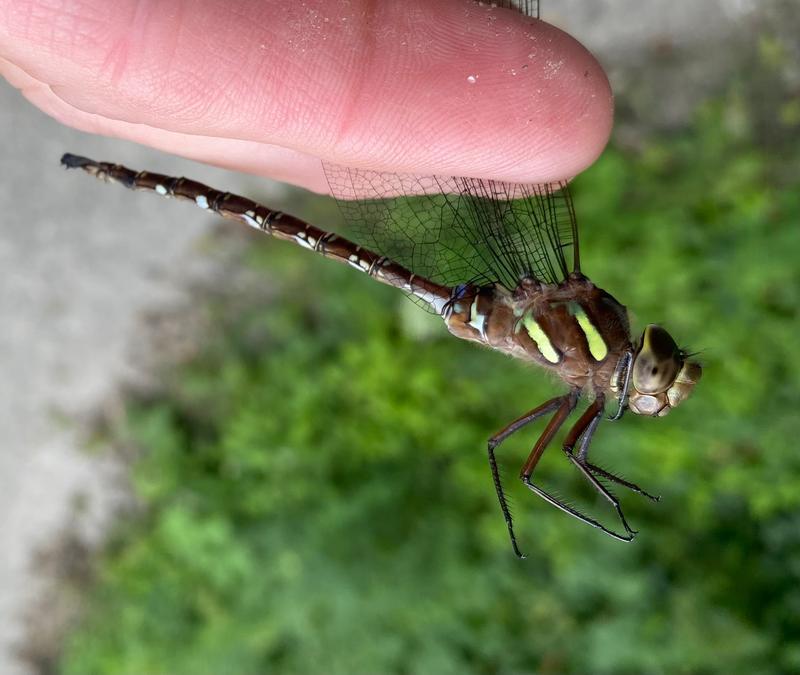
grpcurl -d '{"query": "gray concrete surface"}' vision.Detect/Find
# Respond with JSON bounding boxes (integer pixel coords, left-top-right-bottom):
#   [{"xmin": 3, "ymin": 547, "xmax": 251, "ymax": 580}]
[
  {"xmin": 0, "ymin": 1, "xmax": 759, "ymax": 672},
  {"xmin": 0, "ymin": 84, "xmax": 286, "ymax": 673}
]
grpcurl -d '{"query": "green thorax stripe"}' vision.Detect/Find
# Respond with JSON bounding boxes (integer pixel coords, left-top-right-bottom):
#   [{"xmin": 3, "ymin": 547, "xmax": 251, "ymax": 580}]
[
  {"xmin": 520, "ymin": 311, "xmax": 560, "ymax": 363},
  {"xmin": 568, "ymin": 301, "xmax": 609, "ymax": 361}
]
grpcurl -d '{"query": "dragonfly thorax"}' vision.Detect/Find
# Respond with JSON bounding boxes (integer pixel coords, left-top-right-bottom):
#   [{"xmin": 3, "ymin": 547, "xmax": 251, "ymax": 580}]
[{"xmin": 445, "ymin": 274, "xmax": 634, "ymax": 396}]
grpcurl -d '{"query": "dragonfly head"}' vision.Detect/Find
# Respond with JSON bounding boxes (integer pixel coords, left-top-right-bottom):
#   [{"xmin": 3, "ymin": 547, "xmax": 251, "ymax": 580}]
[{"xmin": 627, "ymin": 324, "xmax": 702, "ymax": 417}]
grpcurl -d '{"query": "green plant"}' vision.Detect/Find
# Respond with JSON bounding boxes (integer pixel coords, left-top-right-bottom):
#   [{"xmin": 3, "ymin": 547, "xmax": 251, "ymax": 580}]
[{"xmin": 61, "ymin": 79, "xmax": 800, "ymax": 675}]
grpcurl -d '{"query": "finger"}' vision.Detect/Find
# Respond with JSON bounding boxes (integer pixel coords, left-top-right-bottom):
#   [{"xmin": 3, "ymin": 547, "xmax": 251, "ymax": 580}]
[{"xmin": 0, "ymin": 0, "xmax": 612, "ymax": 186}]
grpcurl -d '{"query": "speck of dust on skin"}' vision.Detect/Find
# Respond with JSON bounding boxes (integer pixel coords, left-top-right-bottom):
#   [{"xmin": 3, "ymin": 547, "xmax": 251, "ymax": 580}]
[{"xmin": 542, "ymin": 58, "xmax": 565, "ymax": 79}]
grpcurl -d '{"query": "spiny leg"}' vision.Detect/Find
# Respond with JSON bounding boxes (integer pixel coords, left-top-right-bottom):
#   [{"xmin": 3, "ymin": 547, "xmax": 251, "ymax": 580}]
[
  {"xmin": 582, "ymin": 462, "xmax": 660, "ymax": 502},
  {"xmin": 575, "ymin": 406, "xmax": 660, "ymax": 503},
  {"xmin": 487, "ymin": 396, "xmax": 566, "ymax": 559},
  {"xmin": 520, "ymin": 390, "xmax": 636, "ymax": 542},
  {"xmin": 562, "ymin": 397, "xmax": 637, "ymax": 537}
]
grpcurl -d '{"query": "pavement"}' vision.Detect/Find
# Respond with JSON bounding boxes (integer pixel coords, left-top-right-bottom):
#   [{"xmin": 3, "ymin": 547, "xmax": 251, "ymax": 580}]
[
  {"xmin": 0, "ymin": 82, "xmax": 293, "ymax": 671},
  {"xmin": 0, "ymin": 1, "xmax": 757, "ymax": 672}
]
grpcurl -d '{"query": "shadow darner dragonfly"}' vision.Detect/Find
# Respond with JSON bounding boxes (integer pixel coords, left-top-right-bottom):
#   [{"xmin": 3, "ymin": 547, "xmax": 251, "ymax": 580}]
[{"xmin": 60, "ymin": 1, "xmax": 700, "ymax": 558}]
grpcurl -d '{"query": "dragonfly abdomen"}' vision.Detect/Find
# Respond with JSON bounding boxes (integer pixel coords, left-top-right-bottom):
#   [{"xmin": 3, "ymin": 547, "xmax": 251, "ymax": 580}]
[{"xmin": 60, "ymin": 154, "xmax": 453, "ymax": 315}]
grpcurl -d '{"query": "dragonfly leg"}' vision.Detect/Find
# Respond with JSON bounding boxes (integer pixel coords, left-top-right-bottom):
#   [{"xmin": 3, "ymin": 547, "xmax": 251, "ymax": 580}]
[
  {"xmin": 582, "ymin": 462, "xmax": 660, "ymax": 502},
  {"xmin": 487, "ymin": 395, "xmax": 568, "ymax": 559},
  {"xmin": 561, "ymin": 397, "xmax": 637, "ymax": 537},
  {"xmin": 520, "ymin": 391, "xmax": 636, "ymax": 542},
  {"xmin": 575, "ymin": 405, "xmax": 660, "ymax": 503}
]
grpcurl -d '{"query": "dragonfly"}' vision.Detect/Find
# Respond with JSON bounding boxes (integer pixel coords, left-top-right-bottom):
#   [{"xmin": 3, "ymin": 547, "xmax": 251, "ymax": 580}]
[{"xmin": 60, "ymin": 0, "xmax": 700, "ymax": 558}]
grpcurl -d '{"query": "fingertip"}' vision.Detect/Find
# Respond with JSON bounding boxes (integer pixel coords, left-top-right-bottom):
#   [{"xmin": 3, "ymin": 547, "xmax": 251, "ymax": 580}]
[
  {"xmin": 330, "ymin": 3, "xmax": 613, "ymax": 182},
  {"xmin": 2, "ymin": 0, "xmax": 613, "ymax": 185}
]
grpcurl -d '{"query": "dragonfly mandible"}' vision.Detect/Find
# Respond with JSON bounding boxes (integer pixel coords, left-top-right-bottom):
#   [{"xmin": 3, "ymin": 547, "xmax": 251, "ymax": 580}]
[{"xmin": 60, "ymin": 0, "xmax": 700, "ymax": 558}]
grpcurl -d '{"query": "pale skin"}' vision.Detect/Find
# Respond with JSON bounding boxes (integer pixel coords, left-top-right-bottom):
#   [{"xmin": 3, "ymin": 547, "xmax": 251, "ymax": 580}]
[{"xmin": 0, "ymin": 0, "xmax": 613, "ymax": 192}]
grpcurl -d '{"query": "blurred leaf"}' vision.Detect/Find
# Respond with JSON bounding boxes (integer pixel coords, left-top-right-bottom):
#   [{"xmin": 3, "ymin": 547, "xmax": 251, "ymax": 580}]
[{"xmin": 61, "ymin": 51, "xmax": 800, "ymax": 675}]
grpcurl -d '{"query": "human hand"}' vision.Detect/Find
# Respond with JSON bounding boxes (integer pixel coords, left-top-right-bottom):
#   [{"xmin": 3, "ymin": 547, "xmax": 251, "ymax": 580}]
[{"xmin": 0, "ymin": 0, "xmax": 612, "ymax": 194}]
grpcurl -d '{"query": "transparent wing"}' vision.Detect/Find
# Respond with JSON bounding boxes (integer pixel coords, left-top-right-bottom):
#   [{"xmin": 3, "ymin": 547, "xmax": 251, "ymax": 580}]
[
  {"xmin": 496, "ymin": 0, "xmax": 539, "ymax": 19},
  {"xmin": 323, "ymin": 166, "xmax": 579, "ymax": 293}
]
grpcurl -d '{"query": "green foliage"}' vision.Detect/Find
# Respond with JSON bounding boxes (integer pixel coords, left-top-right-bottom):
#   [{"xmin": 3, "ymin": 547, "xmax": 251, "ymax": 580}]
[{"xmin": 62, "ymin": 86, "xmax": 800, "ymax": 673}]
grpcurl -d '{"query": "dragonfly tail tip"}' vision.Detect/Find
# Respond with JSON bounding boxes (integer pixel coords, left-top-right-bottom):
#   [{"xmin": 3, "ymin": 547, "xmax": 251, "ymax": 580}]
[{"xmin": 60, "ymin": 153, "xmax": 95, "ymax": 170}]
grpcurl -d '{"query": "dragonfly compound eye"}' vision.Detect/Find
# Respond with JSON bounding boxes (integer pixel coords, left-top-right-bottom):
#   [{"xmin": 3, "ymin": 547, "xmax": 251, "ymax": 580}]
[{"xmin": 632, "ymin": 324, "xmax": 682, "ymax": 395}]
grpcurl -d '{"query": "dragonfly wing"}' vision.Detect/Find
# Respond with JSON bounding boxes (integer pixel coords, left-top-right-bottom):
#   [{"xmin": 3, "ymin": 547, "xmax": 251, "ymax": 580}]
[
  {"xmin": 323, "ymin": 165, "xmax": 580, "ymax": 297},
  {"xmin": 496, "ymin": 0, "xmax": 540, "ymax": 19}
]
